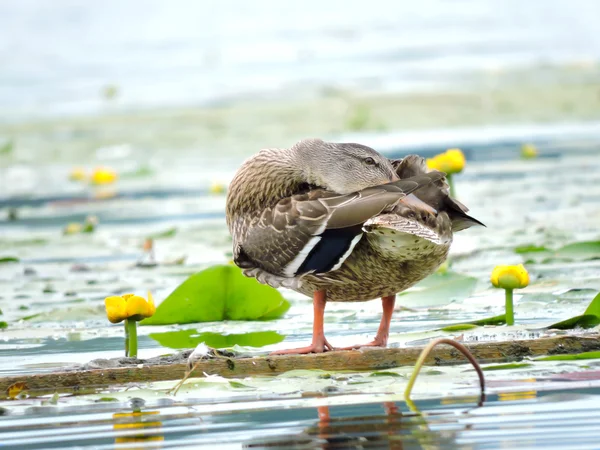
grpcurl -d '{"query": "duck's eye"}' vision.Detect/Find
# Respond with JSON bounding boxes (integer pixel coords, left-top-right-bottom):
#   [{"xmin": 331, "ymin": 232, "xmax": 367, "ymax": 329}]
[{"xmin": 364, "ymin": 157, "xmax": 376, "ymax": 166}]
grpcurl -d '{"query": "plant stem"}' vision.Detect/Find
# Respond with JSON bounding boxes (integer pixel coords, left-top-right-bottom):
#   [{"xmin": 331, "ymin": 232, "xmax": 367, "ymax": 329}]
[
  {"xmin": 447, "ymin": 173, "xmax": 456, "ymax": 198},
  {"xmin": 405, "ymin": 338, "xmax": 485, "ymax": 401},
  {"xmin": 124, "ymin": 321, "xmax": 129, "ymax": 357},
  {"xmin": 505, "ymin": 289, "xmax": 514, "ymax": 326},
  {"xmin": 126, "ymin": 319, "xmax": 138, "ymax": 358}
]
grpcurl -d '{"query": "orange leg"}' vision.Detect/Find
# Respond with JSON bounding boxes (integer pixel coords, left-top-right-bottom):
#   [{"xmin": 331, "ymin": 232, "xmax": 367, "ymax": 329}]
[
  {"xmin": 340, "ymin": 295, "xmax": 396, "ymax": 350},
  {"xmin": 271, "ymin": 290, "xmax": 333, "ymax": 355}
]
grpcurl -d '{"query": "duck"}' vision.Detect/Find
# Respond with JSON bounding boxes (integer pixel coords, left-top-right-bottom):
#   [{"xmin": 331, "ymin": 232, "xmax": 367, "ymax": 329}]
[{"xmin": 226, "ymin": 138, "xmax": 484, "ymax": 354}]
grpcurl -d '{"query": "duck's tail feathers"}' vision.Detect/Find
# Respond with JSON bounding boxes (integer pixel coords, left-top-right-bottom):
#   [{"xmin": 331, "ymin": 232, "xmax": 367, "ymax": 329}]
[{"xmin": 391, "ymin": 155, "xmax": 485, "ymax": 232}]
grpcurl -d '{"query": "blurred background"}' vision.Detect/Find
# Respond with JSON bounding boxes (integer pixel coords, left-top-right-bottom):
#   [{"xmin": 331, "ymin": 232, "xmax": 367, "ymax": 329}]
[{"xmin": 2, "ymin": 0, "xmax": 600, "ymax": 170}]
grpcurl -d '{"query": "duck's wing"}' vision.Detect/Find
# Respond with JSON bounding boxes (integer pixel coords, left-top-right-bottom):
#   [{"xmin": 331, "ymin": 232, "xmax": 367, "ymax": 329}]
[
  {"xmin": 233, "ymin": 172, "xmax": 444, "ymax": 278},
  {"xmin": 391, "ymin": 155, "xmax": 485, "ymax": 232}
]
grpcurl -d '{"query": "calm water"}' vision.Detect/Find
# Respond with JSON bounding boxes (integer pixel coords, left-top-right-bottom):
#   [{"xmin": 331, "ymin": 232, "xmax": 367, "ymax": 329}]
[
  {"xmin": 2, "ymin": 0, "xmax": 600, "ymax": 118},
  {"xmin": 3, "ymin": 384, "xmax": 600, "ymax": 449}
]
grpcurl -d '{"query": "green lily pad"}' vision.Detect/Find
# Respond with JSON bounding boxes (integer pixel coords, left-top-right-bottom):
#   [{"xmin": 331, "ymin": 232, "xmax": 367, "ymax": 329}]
[
  {"xmin": 515, "ymin": 244, "xmax": 548, "ymax": 254},
  {"xmin": 537, "ymin": 351, "xmax": 600, "ymax": 361},
  {"xmin": 23, "ymin": 305, "xmax": 104, "ymax": 323},
  {"xmin": 548, "ymin": 292, "xmax": 600, "ymax": 329},
  {"xmin": 95, "ymin": 397, "xmax": 119, "ymax": 402},
  {"xmin": 440, "ymin": 314, "xmax": 506, "ymax": 332},
  {"xmin": 521, "ymin": 241, "xmax": 600, "ymax": 263},
  {"xmin": 149, "ymin": 329, "xmax": 284, "ymax": 349},
  {"xmin": 397, "ymin": 272, "xmax": 478, "ymax": 308},
  {"xmin": 369, "ymin": 371, "xmax": 403, "ymax": 377},
  {"xmin": 440, "ymin": 323, "xmax": 479, "ymax": 332},
  {"xmin": 555, "ymin": 241, "xmax": 600, "ymax": 261},
  {"xmin": 471, "ymin": 314, "xmax": 507, "ymax": 326},
  {"xmin": 0, "ymin": 140, "xmax": 13, "ymax": 155},
  {"xmin": 0, "ymin": 256, "xmax": 19, "ymax": 264},
  {"xmin": 147, "ymin": 227, "xmax": 177, "ymax": 239},
  {"xmin": 142, "ymin": 265, "xmax": 290, "ymax": 324},
  {"xmin": 228, "ymin": 381, "xmax": 254, "ymax": 389}
]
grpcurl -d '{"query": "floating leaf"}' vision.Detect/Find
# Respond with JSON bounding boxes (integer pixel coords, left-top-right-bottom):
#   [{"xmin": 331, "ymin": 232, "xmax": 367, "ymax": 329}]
[
  {"xmin": 122, "ymin": 165, "xmax": 154, "ymax": 178},
  {"xmin": 515, "ymin": 244, "xmax": 548, "ymax": 254},
  {"xmin": 228, "ymin": 381, "xmax": 254, "ymax": 389},
  {"xmin": 6, "ymin": 382, "xmax": 26, "ymax": 399},
  {"xmin": 23, "ymin": 305, "xmax": 104, "ymax": 323},
  {"xmin": 0, "ymin": 140, "xmax": 13, "ymax": 155},
  {"xmin": 41, "ymin": 392, "xmax": 60, "ymax": 405},
  {"xmin": 0, "ymin": 322, "xmax": 7, "ymax": 329},
  {"xmin": 548, "ymin": 314, "xmax": 600, "ymax": 330},
  {"xmin": 537, "ymin": 351, "xmax": 600, "ymax": 361},
  {"xmin": 555, "ymin": 241, "xmax": 600, "ymax": 261},
  {"xmin": 95, "ymin": 397, "xmax": 119, "ymax": 402},
  {"xmin": 149, "ymin": 330, "xmax": 283, "ymax": 349},
  {"xmin": 440, "ymin": 314, "xmax": 506, "ymax": 332},
  {"xmin": 147, "ymin": 227, "xmax": 177, "ymax": 239},
  {"xmin": 548, "ymin": 292, "xmax": 600, "ymax": 330},
  {"xmin": 0, "ymin": 257, "xmax": 19, "ymax": 264},
  {"xmin": 482, "ymin": 363, "xmax": 533, "ymax": 371},
  {"xmin": 142, "ymin": 265, "xmax": 290, "ymax": 325},
  {"xmin": 397, "ymin": 272, "xmax": 478, "ymax": 308},
  {"xmin": 470, "ymin": 314, "xmax": 506, "ymax": 326},
  {"xmin": 369, "ymin": 371, "xmax": 402, "ymax": 377},
  {"xmin": 522, "ymin": 241, "xmax": 600, "ymax": 263},
  {"xmin": 0, "ymin": 238, "xmax": 47, "ymax": 248},
  {"xmin": 441, "ymin": 324, "xmax": 479, "ymax": 332}
]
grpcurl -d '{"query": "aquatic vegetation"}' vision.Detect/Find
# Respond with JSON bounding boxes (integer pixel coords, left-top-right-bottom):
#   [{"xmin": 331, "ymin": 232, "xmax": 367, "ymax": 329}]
[
  {"xmin": 91, "ymin": 167, "xmax": 118, "ymax": 185},
  {"xmin": 209, "ymin": 181, "xmax": 226, "ymax": 194},
  {"xmin": 491, "ymin": 264, "xmax": 530, "ymax": 325},
  {"xmin": 142, "ymin": 265, "xmax": 289, "ymax": 325},
  {"xmin": 548, "ymin": 292, "xmax": 600, "ymax": 330},
  {"xmin": 69, "ymin": 167, "xmax": 87, "ymax": 181},
  {"xmin": 517, "ymin": 240, "xmax": 600, "ymax": 263},
  {"xmin": 426, "ymin": 148, "xmax": 466, "ymax": 174},
  {"xmin": 404, "ymin": 338, "xmax": 484, "ymax": 402},
  {"xmin": 0, "ymin": 139, "xmax": 13, "ymax": 155},
  {"xmin": 149, "ymin": 330, "xmax": 284, "ymax": 349},
  {"xmin": 538, "ymin": 350, "xmax": 600, "ymax": 361},
  {"xmin": 105, "ymin": 292, "xmax": 156, "ymax": 358},
  {"xmin": 101, "ymin": 84, "xmax": 119, "ymax": 101},
  {"xmin": 63, "ymin": 215, "xmax": 98, "ymax": 235},
  {"xmin": 521, "ymin": 143, "xmax": 538, "ymax": 159},
  {"xmin": 6, "ymin": 382, "xmax": 26, "ymax": 400}
]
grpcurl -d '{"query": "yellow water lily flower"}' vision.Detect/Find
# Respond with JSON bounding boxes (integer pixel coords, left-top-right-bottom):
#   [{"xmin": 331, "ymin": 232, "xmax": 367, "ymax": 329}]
[
  {"xmin": 426, "ymin": 148, "xmax": 466, "ymax": 174},
  {"xmin": 521, "ymin": 143, "xmax": 538, "ymax": 159},
  {"xmin": 209, "ymin": 181, "xmax": 226, "ymax": 194},
  {"xmin": 105, "ymin": 292, "xmax": 156, "ymax": 324},
  {"xmin": 490, "ymin": 264, "xmax": 529, "ymax": 290},
  {"xmin": 63, "ymin": 222, "xmax": 83, "ymax": 235},
  {"xmin": 91, "ymin": 167, "xmax": 118, "ymax": 185},
  {"xmin": 69, "ymin": 167, "xmax": 87, "ymax": 182}
]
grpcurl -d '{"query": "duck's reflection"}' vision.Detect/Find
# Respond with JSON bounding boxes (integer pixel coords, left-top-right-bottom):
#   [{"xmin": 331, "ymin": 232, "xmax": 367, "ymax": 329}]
[
  {"xmin": 313, "ymin": 401, "xmax": 404, "ymax": 449},
  {"xmin": 245, "ymin": 401, "xmax": 408, "ymax": 449}
]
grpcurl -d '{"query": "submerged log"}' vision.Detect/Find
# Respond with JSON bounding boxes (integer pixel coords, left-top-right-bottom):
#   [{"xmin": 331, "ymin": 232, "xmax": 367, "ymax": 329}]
[{"xmin": 2, "ymin": 334, "xmax": 599, "ymax": 396}]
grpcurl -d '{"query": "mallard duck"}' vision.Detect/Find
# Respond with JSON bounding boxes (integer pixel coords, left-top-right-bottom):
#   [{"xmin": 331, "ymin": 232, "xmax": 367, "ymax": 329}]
[{"xmin": 226, "ymin": 138, "xmax": 484, "ymax": 354}]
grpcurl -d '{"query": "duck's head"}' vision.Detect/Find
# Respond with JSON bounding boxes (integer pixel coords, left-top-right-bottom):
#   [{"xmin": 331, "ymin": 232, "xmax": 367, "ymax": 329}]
[{"xmin": 292, "ymin": 139, "xmax": 398, "ymax": 194}]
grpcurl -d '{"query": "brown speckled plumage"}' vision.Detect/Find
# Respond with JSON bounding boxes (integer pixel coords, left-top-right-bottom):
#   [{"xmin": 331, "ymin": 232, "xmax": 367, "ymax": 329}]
[{"xmin": 226, "ymin": 139, "xmax": 483, "ymax": 304}]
